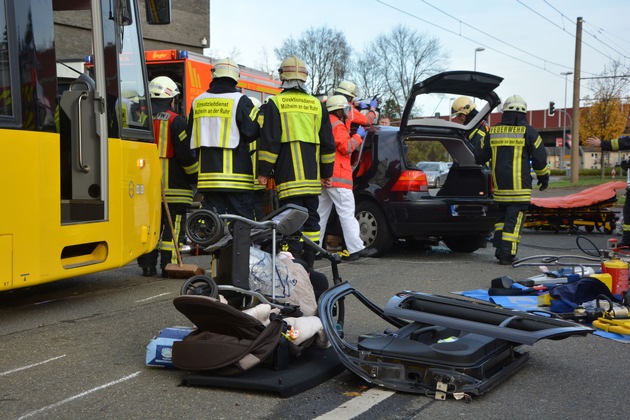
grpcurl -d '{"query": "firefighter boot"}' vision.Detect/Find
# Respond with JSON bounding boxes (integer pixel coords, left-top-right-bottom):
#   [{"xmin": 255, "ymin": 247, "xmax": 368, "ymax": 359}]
[{"xmin": 160, "ymin": 250, "xmax": 173, "ymax": 278}]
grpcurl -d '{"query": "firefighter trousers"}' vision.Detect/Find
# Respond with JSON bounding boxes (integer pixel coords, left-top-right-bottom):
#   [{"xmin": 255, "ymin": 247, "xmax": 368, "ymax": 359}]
[{"xmin": 493, "ymin": 202, "xmax": 529, "ymax": 261}]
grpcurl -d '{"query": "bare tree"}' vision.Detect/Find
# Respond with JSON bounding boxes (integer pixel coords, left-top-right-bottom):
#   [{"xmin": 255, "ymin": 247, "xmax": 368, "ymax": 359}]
[
  {"xmin": 354, "ymin": 25, "xmax": 448, "ymax": 117},
  {"xmin": 353, "ymin": 50, "xmax": 388, "ymax": 102},
  {"xmin": 274, "ymin": 26, "xmax": 352, "ymax": 96},
  {"xmin": 254, "ymin": 48, "xmax": 278, "ymax": 80}
]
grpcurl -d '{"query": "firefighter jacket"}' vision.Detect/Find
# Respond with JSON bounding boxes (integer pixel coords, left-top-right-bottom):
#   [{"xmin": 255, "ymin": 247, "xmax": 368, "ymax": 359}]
[
  {"xmin": 468, "ymin": 119, "xmax": 490, "ymax": 164},
  {"xmin": 600, "ymin": 136, "xmax": 630, "ymax": 188},
  {"xmin": 330, "ymin": 116, "xmax": 362, "ymax": 189},
  {"xmin": 152, "ymin": 100, "xmax": 198, "ymax": 205},
  {"xmin": 187, "ymin": 79, "xmax": 260, "ymax": 192},
  {"xmin": 250, "ymin": 104, "xmax": 266, "ymax": 191},
  {"xmin": 599, "ymin": 136, "xmax": 630, "ymax": 152},
  {"xmin": 257, "ymin": 89, "xmax": 336, "ymax": 200},
  {"xmin": 476, "ymin": 111, "xmax": 549, "ymax": 203}
]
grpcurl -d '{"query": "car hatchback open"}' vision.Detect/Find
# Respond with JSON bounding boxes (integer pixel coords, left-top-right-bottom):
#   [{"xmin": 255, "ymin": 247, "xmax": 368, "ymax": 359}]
[{"xmin": 352, "ymin": 71, "xmax": 503, "ymax": 256}]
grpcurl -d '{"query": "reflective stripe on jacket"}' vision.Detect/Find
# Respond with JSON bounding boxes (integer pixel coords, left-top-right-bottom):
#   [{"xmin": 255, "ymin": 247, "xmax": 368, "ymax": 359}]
[
  {"xmin": 257, "ymin": 89, "xmax": 336, "ymax": 199},
  {"xmin": 190, "ymin": 91, "xmax": 243, "ymax": 149},
  {"xmin": 152, "ymin": 104, "xmax": 198, "ymax": 205},
  {"xmin": 482, "ymin": 114, "xmax": 549, "ymax": 203},
  {"xmin": 189, "ymin": 88, "xmax": 260, "ymax": 192}
]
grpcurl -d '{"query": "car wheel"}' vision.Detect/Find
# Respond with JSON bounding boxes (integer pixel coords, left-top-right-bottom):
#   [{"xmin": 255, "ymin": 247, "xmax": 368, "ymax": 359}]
[
  {"xmin": 443, "ymin": 235, "xmax": 484, "ymax": 253},
  {"xmin": 355, "ymin": 200, "xmax": 393, "ymax": 256}
]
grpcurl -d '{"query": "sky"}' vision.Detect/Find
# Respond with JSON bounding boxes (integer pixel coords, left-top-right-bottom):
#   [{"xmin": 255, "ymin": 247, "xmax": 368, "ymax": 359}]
[{"xmin": 206, "ymin": 0, "xmax": 629, "ymax": 114}]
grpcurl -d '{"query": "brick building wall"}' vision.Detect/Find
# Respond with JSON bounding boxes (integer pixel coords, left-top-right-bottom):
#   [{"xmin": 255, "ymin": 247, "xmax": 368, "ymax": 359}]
[{"xmin": 53, "ymin": 0, "xmax": 209, "ymax": 59}]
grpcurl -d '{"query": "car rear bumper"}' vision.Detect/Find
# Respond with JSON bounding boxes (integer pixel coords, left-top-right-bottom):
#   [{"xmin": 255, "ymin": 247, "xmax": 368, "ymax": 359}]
[{"xmin": 386, "ymin": 199, "xmax": 497, "ymax": 238}]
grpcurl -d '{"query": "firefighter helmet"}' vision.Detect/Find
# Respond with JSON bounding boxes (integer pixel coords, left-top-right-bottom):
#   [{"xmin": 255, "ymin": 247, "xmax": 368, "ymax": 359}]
[
  {"xmin": 212, "ymin": 57, "xmax": 240, "ymax": 82},
  {"xmin": 451, "ymin": 96, "xmax": 475, "ymax": 116},
  {"xmin": 335, "ymin": 80, "xmax": 358, "ymax": 98},
  {"xmin": 502, "ymin": 95, "xmax": 527, "ymax": 113},
  {"xmin": 149, "ymin": 76, "xmax": 180, "ymax": 98},
  {"xmin": 278, "ymin": 56, "xmax": 308, "ymax": 82},
  {"xmin": 326, "ymin": 95, "xmax": 349, "ymax": 112}
]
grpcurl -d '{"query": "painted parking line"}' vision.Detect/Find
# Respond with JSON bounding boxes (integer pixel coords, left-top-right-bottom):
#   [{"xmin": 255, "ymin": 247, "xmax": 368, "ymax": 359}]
[
  {"xmin": 313, "ymin": 387, "xmax": 395, "ymax": 419},
  {"xmin": 135, "ymin": 292, "xmax": 171, "ymax": 303},
  {"xmin": 18, "ymin": 371, "xmax": 141, "ymax": 419},
  {"xmin": 0, "ymin": 355, "xmax": 66, "ymax": 377}
]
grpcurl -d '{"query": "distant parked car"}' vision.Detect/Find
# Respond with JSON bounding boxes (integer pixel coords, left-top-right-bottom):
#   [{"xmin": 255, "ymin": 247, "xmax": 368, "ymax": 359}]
[
  {"xmin": 352, "ymin": 70, "xmax": 502, "ymax": 256},
  {"xmin": 416, "ymin": 161, "xmax": 450, "ymax": 188}
]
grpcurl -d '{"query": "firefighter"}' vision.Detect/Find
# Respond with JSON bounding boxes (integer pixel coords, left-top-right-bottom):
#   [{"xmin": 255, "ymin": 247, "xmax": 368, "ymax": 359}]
[
  {"xmin": 188, "ymin": 57, "xmax": 260, "ymax": 219},
  {"xmin": 138, "ymin": 76, "xmax": 199, "ymax": 277},
  {"xmin": 318, "ymin": 95, "xmax": 377, "ymax": 261},
  {"xmin": 257, "ymin": 56, "xmax": 336, "ymax": 267},
  {"xmin": 586, "ymin": 135, "xmax": 630, "ymax": 247},
  {"xmin": 247, "ymin": 96, "xmax": 267, "ymax": 220},
  {"xmin": 451, "ymin": 96, "xmax": 490, "ymax": 162},
  {"xmin": 475, "ymin": 95, "xmax": 550, "ymax": 265},
  {"xmin": 334, "ymin": 80, "xmax": 378, "ymax": 127}
]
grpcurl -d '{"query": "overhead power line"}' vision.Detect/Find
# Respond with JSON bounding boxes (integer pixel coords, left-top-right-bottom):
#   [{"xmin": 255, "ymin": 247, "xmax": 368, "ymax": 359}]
[
  {"xmin": 375, "ymin": 0, "xmax": 574, "ymax": 82},
  {"xmin": 523, "ymin": 0, "xmax": 629, "ymax": 62},
  {"xmin": 420, "ymin": 0, "xmax": 574, "ymax": 73}
]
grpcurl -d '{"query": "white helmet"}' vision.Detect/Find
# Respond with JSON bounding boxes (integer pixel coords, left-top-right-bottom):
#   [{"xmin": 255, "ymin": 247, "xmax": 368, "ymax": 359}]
[
  {"xmin": 278, "ymin": 56, "xmax": 308, "ymax": 82},
  {"xmin": 149, "ymin": 76, "xmax": 179, "ymax": 98},
  {"xmin": 502, "ymin": 95, "xmax": 527, "ymax": 113},
  {"xmin": 451, "ymin": 96, "xmax": 475, "ymax": 116},
  {"xmin": 248, "ymin": 96, "xmax": 262, "ymax": 109},
  {"xmin": 326, "ymin": 95, "xmax": 349, "ymax": 112},
  {"xmin": 335, "ymin": 80, "xmax": 358, "ymax": 98},
  {"xmin": 212, "ymin": 57, "xmax": 240, "ymax": 82}
]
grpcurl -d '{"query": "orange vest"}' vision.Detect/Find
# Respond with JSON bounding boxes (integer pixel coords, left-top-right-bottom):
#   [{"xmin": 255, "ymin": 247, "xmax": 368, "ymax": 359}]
[
  {"xmin": 330, "ymin": 116, "xmax": 362, "ymax": 189},
  {"xmin": 154, "ymin": 110, "xmax": 178, "ymax": 158}
]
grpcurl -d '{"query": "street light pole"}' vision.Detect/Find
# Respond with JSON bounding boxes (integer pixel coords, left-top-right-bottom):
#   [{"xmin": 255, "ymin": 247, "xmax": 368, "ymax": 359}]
[
  {"xmin": 561, "ymin": 71, "xmax": 573, "ymax": 170},
  {"xmin": 474, "ymin": 47, "xmax": 485, "ymax": 72},
  {"xmin": 473, "ymin": 48, "xmax": 485, "ymax": 103}
]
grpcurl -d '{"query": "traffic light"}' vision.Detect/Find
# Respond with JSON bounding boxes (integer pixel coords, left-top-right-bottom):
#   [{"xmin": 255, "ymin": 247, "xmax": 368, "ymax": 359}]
[{"xmin": 548, "ymin": 101, "xmax": 556, "ymax": 116}]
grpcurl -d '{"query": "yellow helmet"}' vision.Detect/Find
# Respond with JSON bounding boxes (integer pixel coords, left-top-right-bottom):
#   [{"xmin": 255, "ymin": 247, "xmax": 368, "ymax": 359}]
[
  {"xmin": 149, "ymin": 76, "xmax": 179, "ymax": 98},
  {"xmin": 451, "ymin": 96, "xmax": 475, "ymax": 116},
  {"xmin": 335, "ymin": 80, "xmax": 358, "ymax": 98},
  {"xmin": 326, "ymin": 95, "xmax": 349, "ymax": 112},
  {"xmin": 502, "ymin": 95, "xmax": 527, "ymax": 113},
  {"xmin": 212, "ymin": 57, "xmax": 240, "ymax": 82},
  {"xmin": 278, "ymin": 56, "xmax": 308, "ymax": 82}
]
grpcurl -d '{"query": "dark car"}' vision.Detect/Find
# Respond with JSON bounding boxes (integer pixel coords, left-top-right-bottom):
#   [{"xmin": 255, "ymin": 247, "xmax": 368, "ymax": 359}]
[{"xmin": 352, "ymin": 71, "xmax": 502, "ymax": 256}]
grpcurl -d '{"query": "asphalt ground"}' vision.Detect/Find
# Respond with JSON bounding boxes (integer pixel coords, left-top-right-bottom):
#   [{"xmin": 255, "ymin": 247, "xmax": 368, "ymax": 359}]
[{"xmin": 1, "ymin": 186, "xmax": 628, "ymax": 419}]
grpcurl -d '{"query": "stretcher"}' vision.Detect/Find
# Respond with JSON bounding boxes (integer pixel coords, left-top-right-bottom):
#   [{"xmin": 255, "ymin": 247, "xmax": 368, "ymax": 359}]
[{"xmin": 525, "ymin": 181, "xmax": 626, "ymax": 233}]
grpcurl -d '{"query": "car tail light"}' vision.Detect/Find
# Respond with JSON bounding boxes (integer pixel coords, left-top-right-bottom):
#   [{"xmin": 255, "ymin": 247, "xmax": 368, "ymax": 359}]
[{"xmin": 391, "ymin": 170, "xmax": 428, "ymax": 192}]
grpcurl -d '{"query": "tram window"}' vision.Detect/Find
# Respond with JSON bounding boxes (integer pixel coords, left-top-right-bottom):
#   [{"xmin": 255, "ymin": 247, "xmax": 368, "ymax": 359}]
[
  {"xmin": 0, "ymin": 0, "xmax": 13, "ymax": 117},
  {"xmin": 118, "ymin": 1, "xmax": 151, "ymax": 138}
]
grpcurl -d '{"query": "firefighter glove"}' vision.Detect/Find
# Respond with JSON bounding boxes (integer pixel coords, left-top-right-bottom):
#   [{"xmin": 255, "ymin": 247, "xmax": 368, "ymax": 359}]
[
  {"xmin": 370, "ymin": 98, "xmax": 378, "ymax": 109},
  {"xmin": 537, "ymin": 174, "xmax": 549, "ymax": 191},
  {"xmin": 357, "ymin": 101, "xmax": 369, "ymax": 110},
  {"xmin": 356, "ymin": 126, "xmax": 366, "ymax": 137}
]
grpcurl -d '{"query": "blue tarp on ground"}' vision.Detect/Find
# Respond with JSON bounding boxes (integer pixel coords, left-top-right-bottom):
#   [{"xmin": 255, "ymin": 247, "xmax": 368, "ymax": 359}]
[{"xmin": 455, "ymin": 289, "xmax": 630, "ymax": 343}]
